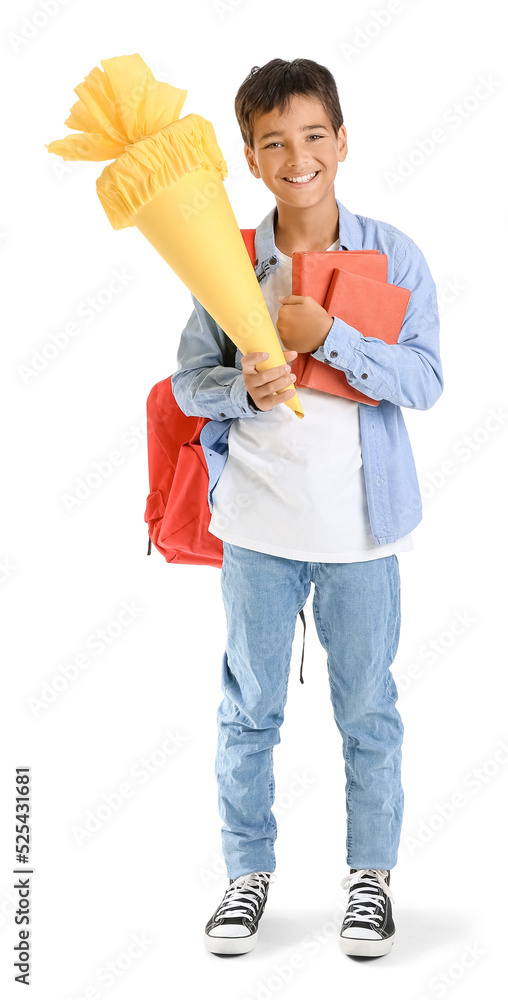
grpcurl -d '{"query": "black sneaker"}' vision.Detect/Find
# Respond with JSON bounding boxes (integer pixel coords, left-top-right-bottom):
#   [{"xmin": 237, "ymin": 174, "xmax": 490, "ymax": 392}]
[
  {"xmin": 204, "ymin": 871, "xmax": 272, "ymax": 955},
  {"xmin": 339, "ymin": 868, "xmax": 395, "ymax": 957}
]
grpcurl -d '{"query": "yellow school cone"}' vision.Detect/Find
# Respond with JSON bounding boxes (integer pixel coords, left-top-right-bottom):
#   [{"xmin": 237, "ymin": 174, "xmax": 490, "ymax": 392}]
[{"xmin": 45, "ymin": 53, "xmax": 304, "ymax": 419}]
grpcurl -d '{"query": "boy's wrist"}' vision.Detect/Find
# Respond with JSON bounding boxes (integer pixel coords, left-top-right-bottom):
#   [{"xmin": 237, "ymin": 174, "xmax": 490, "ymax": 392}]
[{"xmin": 247, "ymin": 391, "xmax": 261, "ymax": 411}]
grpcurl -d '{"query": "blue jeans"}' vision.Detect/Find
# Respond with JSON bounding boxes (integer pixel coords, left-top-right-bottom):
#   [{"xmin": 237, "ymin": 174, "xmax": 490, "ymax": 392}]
[{"xmin": 215, "ymin": 541, "xmax": 404, "ymax": 881}]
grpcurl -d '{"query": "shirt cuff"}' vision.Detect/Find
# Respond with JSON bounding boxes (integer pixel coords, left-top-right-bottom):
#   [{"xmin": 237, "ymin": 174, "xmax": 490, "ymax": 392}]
[
  {"xmin": 230, "ymin": 374, "xmax": 260, "ymax": 416},
  {"xmin": 310, "ymin": 315, "xmax": 362, "ymax": 370}
]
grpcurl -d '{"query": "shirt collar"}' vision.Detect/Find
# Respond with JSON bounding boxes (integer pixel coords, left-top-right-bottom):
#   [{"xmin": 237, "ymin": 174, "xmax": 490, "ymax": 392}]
[{"xmin": 254, "ymin": 196, "xmax": 364, "ymax": 280}]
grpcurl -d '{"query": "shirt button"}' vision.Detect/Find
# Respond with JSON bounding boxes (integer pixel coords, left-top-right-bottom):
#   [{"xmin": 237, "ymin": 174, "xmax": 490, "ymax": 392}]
[
  {"xmin": 361, "ymin": 373, "xmax": 368, "ymax": 379},
  {"xmin": 324, "ymin": 358, "xmax": 331, "ymax": 364},
  {"xmin": 254, "ymin": 259, "xmax": 258, "ymax": 266},
  {"xmin": 269, "ymin": 256, "xmax": 277, "ymax": 265},
  {"xmin": 220, "ymin": 412, "xmax": 226, "ymax": 417},
  {"xmin": 330, "ymin": 350, "xmax": 337, "ymax": 358}
]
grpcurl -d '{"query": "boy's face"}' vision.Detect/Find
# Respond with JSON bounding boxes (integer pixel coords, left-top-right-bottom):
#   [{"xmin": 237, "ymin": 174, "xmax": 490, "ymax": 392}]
[{"xmin": 244, "ymin": 94, "xmax": 347, "ymax": 208}]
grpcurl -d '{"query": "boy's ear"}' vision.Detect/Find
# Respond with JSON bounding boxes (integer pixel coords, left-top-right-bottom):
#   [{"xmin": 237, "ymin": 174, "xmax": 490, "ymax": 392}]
[
  {"xmin": 244, "ymin": 143, "xmax": 261, "ymax": 179},
  {"xmin": 337, "ymin": 125, "xmax": 348, "ymax": 162}
]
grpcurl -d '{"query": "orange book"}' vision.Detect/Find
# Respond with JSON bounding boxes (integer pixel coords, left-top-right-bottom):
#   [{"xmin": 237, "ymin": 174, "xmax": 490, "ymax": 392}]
[
  {"xmin": 289, "ymin": 250, "xmax": 388, "ymax": 398},
  {"xmin": 313, "ymin": 268, "xmax": 410, "ymax": 405},
  {"xmin": 292, "ymin": 249, "xmax": 387, "ymax": 303},
  {"xmin": 324, "ymin": 268, "xmax": 410, "ymax": 344},
  {"xmin": 288, "ymin": 250, "xmax": 409, "ymax": 405}
]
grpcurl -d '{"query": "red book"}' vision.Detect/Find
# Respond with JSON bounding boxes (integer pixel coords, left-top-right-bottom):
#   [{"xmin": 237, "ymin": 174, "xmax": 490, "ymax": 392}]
[
  {"xmin": 292, "ymin": 249, "xmax": 387, "ymax": 303},
  {"xmin": 289, "ymin": 250, "xmax": 388, "ymax": 399},
  {"xmin": 324, "ymin": 268, "xmax": 410, "ymax": 344},
  {"xmin": 315, "ymin": 268, "xmax": 410, "ymax": 405}
]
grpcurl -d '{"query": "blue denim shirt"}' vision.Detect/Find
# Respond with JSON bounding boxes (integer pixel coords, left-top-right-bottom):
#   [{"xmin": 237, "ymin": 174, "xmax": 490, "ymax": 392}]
[{"xmin": 171, "ymin": 196, "xmax": 444, "ymax": 545}]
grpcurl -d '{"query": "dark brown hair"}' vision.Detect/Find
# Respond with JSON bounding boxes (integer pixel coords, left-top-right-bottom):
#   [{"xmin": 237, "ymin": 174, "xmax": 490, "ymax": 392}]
[{"xmin": 234, "ymin": 58, "xmax": 344, "ymax": 150}]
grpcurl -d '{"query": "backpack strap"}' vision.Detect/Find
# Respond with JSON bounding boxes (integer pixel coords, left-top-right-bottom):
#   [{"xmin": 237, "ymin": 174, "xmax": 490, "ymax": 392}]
[{"xmin": 240, "ymin": 228, "xmax": 256, "ymax": 267}]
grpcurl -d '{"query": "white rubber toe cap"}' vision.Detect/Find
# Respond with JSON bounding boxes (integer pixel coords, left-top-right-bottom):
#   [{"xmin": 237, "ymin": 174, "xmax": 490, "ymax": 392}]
[{"xmin": 208, "ymin": 924, "xmax": 250, "ymax": 937}]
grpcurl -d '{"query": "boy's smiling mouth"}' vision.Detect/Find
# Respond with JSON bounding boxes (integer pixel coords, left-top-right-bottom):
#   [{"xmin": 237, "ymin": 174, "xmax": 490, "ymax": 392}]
[{"xmin": 282, "ymin": 170, "xmax": 320, "ymax": 185}]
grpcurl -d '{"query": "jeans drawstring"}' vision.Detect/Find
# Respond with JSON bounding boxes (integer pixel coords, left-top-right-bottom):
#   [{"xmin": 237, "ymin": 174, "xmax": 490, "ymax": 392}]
[{"xmin": 298, "ymin": 608, "xmax": 306, "ymax": 684}]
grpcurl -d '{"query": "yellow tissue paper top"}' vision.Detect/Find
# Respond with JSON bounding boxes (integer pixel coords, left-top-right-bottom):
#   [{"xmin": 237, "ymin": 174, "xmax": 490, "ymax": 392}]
[{"xmin": 45, "ymin": 53, "xmax": 228, "ymax": 230}]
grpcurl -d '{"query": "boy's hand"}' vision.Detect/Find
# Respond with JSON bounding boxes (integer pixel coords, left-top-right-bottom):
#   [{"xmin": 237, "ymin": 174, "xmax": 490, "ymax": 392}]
[
  {"xmin": 276, "ymin": 294, "xmax": 333, "ymax": 353},
  {"xmin": 241, "ymin": 350, "xmax": 298, "ymax": 411}
]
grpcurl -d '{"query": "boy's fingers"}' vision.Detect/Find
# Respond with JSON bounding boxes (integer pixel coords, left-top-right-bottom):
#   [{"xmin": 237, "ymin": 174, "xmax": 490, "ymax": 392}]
[
  {"xmin": 241, "ymin": 352, "xmax": 297, "ymax": 379},
  {"xmin": 242, "ymin": 351, "xmax": 297, "ymax": 363},
  {"xmin": 242, "ymin": 352, "xmax": 281, "ymax": 369}
]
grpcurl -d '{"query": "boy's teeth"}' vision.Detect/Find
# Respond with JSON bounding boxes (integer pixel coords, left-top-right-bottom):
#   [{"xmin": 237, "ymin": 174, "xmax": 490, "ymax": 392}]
[{"xmin": 285, "ymin": 171, "xmax": 317, "ymax": 183}]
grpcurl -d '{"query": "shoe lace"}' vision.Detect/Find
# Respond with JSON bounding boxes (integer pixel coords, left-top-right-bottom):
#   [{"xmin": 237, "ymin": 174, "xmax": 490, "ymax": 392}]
[
  {"xmin": 215, "ymin": 871, "xmax": 272, "ymax": 922},
  {"xmin": 340, "ymin": 869, "xmax": 394, "ymax": 926}
]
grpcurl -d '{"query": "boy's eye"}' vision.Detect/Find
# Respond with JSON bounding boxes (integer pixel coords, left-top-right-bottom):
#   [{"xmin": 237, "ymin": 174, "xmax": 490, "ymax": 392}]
[{"xmin": 264, "ymin": 134, "xmax": 325, "ymax": 148}]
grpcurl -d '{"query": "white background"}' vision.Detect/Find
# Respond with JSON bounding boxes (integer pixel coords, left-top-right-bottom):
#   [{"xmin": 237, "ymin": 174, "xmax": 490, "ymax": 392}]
[{"xmin": 1, "ymin": 0, "xmax": 507, "ymax": 996}]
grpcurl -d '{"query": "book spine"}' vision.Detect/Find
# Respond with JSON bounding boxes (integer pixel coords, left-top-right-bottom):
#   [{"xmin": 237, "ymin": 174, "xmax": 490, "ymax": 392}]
[{"xmin": 292, "ymin": 253, "xmax": 301, "ymax": 295}]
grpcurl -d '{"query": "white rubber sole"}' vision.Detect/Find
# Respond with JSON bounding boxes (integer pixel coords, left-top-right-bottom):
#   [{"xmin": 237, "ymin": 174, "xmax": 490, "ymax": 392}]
[
  {"xmin": 204, "ymin": 928, "xmax": 258, "ymax": 955},
  {"xmin": 340, "ymin": 933, "xmax": 394, "ymax": 957}
]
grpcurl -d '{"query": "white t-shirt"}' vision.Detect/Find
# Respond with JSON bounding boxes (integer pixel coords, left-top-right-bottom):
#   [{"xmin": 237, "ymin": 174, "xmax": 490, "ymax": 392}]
[{"xmin": 208, "ymin": 238, "xmax": 413, "ymax": 562}]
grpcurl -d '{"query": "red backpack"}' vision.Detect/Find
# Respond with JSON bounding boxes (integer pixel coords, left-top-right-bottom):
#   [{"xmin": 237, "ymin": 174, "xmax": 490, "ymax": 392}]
[{"xmin": 144, "ymin": 228, "xmax": 307, "ymax": 681}]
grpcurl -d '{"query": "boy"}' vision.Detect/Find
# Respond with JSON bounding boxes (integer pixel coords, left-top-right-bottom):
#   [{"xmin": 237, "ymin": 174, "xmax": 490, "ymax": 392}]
[{"xmin": 171, "ymin": 58, "xmax": 443, "ymax": 959}]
